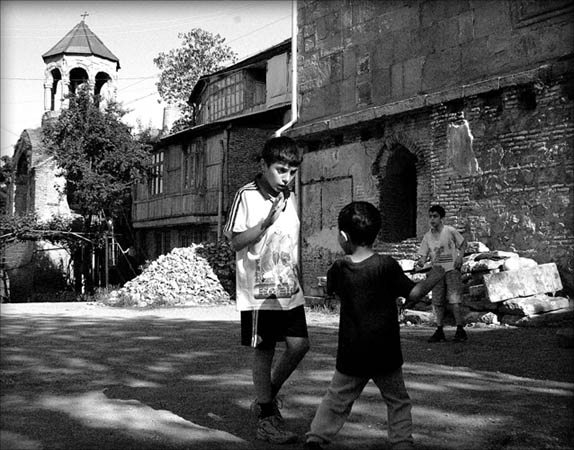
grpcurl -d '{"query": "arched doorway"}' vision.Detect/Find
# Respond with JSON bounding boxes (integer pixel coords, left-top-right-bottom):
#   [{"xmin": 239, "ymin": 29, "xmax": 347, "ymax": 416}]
[{"xmin": 378, "ymin": 145, "xmax": 417, "ymax": 242}]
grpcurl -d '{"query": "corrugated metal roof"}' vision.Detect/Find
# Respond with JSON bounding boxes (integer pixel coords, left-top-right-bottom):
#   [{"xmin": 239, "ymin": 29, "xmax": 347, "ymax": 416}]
[{"xmin": 42, "ymin": 21, "xmax": 120, "ymax": 69}]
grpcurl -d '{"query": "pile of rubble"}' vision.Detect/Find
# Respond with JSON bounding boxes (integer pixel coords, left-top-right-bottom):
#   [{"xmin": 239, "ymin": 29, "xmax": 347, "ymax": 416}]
[
  {"xmin": 401, "ymin": 241, "xmax": 572, "ymax": 327},
  {"xmin": 307, "ymin": 241, "xmax": 572, "ymax": 329},
  {"xmin": 107, "ymin": 241, "xmax": 235, "ymax": 308}
]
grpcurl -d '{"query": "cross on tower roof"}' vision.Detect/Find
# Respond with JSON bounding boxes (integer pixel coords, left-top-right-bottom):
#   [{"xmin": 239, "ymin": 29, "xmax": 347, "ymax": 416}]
[{"xmin": 81, "ymin": 11, "xmax": 89, "ymax": 22}]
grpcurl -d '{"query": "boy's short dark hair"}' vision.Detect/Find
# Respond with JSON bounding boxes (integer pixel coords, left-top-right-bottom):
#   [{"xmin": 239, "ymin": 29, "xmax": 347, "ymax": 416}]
[
  {"xmin": 429, "ymin": 204, "xmax": 446, "ymax": 218},
  {"xmin": 261, "ymin": 136, "xmax": 303, "ymax": 167},
  {"xmin": 338, "ymin": 201, "xmax": 381, "ymax": 246}
]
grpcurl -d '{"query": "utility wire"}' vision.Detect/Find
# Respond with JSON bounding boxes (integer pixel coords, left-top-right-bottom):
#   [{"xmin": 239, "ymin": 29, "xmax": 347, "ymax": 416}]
[{"xmin": 1, "ymin": 1, "xmax": 267, "ymax": 37}]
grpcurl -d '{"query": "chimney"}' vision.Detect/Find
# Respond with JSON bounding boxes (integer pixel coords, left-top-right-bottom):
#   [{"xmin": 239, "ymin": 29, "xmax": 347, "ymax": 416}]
[{"xmin": 162, "ymin": 105, "xmax": 180, "ymax": 133}]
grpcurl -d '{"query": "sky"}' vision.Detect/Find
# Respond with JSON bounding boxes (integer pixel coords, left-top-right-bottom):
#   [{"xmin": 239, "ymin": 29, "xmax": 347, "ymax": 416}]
[{"xmin": 0, "ymin": 0, "xmax": 293, "ymax": 158}]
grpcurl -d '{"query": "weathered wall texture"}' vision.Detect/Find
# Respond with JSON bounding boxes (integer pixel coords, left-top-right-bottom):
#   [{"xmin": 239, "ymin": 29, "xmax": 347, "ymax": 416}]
[
  {"xmin": 290, "ymin": 0, "xmax": 574, "ymax": 294},
  {"xmin": 297, "ymin": 0, "xmax": 573, "ymax": 123}
]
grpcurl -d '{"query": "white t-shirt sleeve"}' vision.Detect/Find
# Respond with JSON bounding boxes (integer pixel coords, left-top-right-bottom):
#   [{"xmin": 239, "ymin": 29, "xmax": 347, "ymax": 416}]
[{"xmin": 223, "ymin": 191, "xmax": 248, "ymax": 239}]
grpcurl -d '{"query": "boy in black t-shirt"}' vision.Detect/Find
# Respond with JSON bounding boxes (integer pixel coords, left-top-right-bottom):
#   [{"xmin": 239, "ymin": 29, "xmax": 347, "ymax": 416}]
[{"xmin": 304, "ymin": 202, "xmax": 444, "ymax": 450}]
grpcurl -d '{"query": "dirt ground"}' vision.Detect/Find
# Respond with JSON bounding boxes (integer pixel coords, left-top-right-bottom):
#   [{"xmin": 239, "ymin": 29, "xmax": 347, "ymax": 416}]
[{"xmin": 1, "ymin": 302, "xmax": 573, "ymax": 450}]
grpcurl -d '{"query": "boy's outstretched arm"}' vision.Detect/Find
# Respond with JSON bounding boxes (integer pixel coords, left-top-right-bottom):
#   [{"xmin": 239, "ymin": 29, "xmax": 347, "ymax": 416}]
[{"xmin": 407, "ymin": 265, "xmax": 446, "ymax": 303}]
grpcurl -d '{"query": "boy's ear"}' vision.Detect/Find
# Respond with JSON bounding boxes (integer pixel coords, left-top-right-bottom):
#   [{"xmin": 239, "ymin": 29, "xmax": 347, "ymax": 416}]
[{"xmin": 339, "ymin": 230, "xmax": 349, "ymax": 243}]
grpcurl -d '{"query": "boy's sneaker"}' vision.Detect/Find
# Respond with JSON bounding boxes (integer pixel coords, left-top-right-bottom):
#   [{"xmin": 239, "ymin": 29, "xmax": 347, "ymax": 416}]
[
  {"xmin": 256, "ymin": 415, "xmax": 298, "ymax": 444},
  {"xmin": 428, "ymin": 328, "xmax": 447, "ymax": 343},
  {"xmin": 453, "ymin": 327, "xmax": 468, "ymax": 343},
  {"xmin": 304, "ymin": 441, "xmax": 324, "ymax": 450},
  {"xmin": 250, "ymin": 396, "xmax": 284, "ymax": 421}
]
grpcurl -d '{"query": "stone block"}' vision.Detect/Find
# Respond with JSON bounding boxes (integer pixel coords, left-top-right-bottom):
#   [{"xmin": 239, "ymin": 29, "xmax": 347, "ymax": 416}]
[
  {"xmin": 498, "ymin": 295, "xmax": 571, "ymax": 317},
  {"xmin": 514, "ymin": 308, "xmax": 574, "ymax": 328},
  {"xmin": 403, "ymin": 309, "xmax": 434, "ymax": 325},
  {"xmin": 473, "ymin": 0, "xmax": 509, "ymax": 39},
  {"xmin": 464, "ymin": 289, "xmax": 499, "ymax": 312},
  {"xmin": 403, "ymin": 57, "xmax": 424, "ymax": 96},
  {"xmin": 372, "ymin": 35, "xmax": 393, "ymax": 70},
  {"xmin": 371, "ymin": 68, "xmax": 391, "ymax": 104},
  {"xmin": 483, "ymin": 263, "xmax": 563, "ymax": 303},
  {"xmin": 422, "ymin": 46, "xmax": 461, "ymax": 91},
  {"xmin": 343, "ymin": 47, "xmax": 357, "ymax": 80},
  {"xmin": 390, "ymin": 62, "xmax": 403, "ymax": 98}
]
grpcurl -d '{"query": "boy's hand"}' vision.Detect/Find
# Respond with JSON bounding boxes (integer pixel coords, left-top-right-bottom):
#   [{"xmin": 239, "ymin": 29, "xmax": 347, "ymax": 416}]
[{"xmin": 262, "ymin": 191, "xmax": 288, "ymax": 229}]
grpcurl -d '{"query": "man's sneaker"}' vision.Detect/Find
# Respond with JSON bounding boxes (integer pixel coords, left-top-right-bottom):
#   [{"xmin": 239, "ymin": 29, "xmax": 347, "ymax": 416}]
[
  {"xmin": 256, "ymin": 415, "xmax": 298, "ymax": 444},
  {"xmin": 428, "ymin": 328, "xmax": 447, "ymax": 343},
  {"xmin": 304, "ymin": 441, "xmax": 324, "ymax": 450},
  {"xmin": 453, "ymin": 327, "xmax": 468, "ymax": 343},
  {"xmin": 250, "ymin": 396, "xmax": 284, "ymax": 421}
]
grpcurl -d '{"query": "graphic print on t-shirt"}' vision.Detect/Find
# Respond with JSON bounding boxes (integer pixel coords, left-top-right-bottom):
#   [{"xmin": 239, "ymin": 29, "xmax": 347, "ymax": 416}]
[{"xmin": 252, "ymin": 230, "xmax": 300, "ymax": 300}]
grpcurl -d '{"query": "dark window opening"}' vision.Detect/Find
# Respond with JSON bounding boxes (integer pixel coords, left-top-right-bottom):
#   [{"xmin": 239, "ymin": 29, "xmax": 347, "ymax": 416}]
[
  {"xmin": 379, "ymin": 145, "xmax": 417, "ymax": 242},
  {"xmin": 518, "ymin": 84, "xmax": 537, "ymax": 110},
  {"xmin": 482, "ymin": 89, "xmax": 503, "ymax": 113}
]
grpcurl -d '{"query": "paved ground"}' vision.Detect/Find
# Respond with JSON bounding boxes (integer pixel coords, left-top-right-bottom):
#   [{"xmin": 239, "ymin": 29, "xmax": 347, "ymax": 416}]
[{"xmin": 1, "ymin": 302, "xmax": 573, "ymax": 450}]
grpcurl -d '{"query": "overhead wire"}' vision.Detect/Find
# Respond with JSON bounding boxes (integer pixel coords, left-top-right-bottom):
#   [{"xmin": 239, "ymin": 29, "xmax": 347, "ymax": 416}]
[
  {"xmin": 0, "ymin": 1, "xmax": 269, "ymax": 38},
  {"xmin": 1, "ymin": 1, "xmax": 291, "ymax": 140}
]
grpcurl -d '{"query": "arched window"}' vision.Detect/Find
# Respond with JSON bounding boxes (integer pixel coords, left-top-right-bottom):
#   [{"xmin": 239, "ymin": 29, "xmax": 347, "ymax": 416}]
[
  {"xmin": 69, "ymin": 68, "xmax": 89, "ymax": 95},
  {"xmin": 49, "ymin": 68, "xmax": 62, "ymax": 111},
  {"xmin": 95, "ymin": 72, "xmax": 112, "ymax": 108}
]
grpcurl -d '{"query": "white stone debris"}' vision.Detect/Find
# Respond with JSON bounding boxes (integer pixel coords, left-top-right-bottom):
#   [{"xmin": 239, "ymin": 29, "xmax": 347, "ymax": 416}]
[{"xmin": 108, "ymin": 243, "xmax": 234, "ymax": 308}]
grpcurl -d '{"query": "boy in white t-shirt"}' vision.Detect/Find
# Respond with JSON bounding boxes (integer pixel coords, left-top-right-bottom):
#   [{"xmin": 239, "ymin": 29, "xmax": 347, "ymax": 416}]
[
  {"xmin": 416, "ymin": 205, "xmax": 468, "ymax": 343},
  {"xmin": 224, "ymin": 136, "xmax": 308, "ymax": 444}
]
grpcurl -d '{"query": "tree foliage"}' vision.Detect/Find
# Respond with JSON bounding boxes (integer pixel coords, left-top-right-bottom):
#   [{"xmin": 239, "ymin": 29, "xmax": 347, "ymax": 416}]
[
  {"xmin": 42, "ymin": 89, "xmax": 153, "ymax": 230},
  {"xmin": 154, "ymin": 28, "xmax": 237, "ymax": 132},
  {"xmin": 0, "ymin": 155, "xmax": 13, "ymax": 185},
  {"xmin": 0, "ymin": 156, "xmax": 12, "ymax": 214}
]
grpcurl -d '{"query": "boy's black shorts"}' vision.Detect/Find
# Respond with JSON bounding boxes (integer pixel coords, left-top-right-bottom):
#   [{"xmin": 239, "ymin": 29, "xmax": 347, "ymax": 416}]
[{"xmin": 241, "ymin": 305, "xmax": 308, "ymax": 349}]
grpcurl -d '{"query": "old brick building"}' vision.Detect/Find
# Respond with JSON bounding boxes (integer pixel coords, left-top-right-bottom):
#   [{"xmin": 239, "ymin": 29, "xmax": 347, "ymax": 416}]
[
  {"xmin": 132, "ymin": 40, "xmax": 293, "ymax": 259},
  {"xmin": 287, "ymin": 1, "xmax": 574, "ymax": 294}
]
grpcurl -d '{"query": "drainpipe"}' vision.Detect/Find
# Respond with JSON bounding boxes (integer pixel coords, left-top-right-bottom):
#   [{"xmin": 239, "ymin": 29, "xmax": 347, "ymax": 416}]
[
  {"xmin": 274, "ymin": 0, "xmax": 298, "ymax": 137},
  {"xmin": 217, "ymin": 137, "xmax": 226, "ymax": 240},
  {"xmin": 217, "ymin": 125, "xmax": 231, "ymax": 240}
]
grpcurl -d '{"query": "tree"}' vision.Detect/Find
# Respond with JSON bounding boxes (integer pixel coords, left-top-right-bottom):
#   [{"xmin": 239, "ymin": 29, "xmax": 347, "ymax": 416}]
[
  {"xmin": 43, "ymin": 89, "xmax": 153, "ymax": 229},
  {"xmin": 42, "ymin": 88, "xmax": 154, "ymax": 292},
  {"xmin": 154, "ymin": 28, "xmax": 237, "ymax": 132},
  {"xmin": 0, "ymin": 156, "xmax": 13, "ymax": 214}
]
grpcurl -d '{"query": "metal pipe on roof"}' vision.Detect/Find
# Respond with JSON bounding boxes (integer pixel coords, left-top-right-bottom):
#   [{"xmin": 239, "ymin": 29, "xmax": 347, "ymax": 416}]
[{"xmin": 274, "ymin": 0, "xmax": 297, "ymax": 137}]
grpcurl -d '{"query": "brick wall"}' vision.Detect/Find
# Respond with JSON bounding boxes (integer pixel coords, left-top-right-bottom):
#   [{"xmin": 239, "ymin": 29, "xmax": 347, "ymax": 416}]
[
  {"xmin": 296, "ymin": 74, "xmax": 573, "ymax": 294},
  {"xmin": 293, "ymin": 0, "xmax": 574, "ymax": 294},
  {"xmin": 225, "ymin": 127, "xmax": 275, "ymax": 212}
]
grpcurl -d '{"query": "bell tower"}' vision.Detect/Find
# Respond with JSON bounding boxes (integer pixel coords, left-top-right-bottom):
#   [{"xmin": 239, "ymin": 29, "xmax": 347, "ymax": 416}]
[{"xmin": 41, "ymin": 13, "xmax": 120, "ymax": 124}]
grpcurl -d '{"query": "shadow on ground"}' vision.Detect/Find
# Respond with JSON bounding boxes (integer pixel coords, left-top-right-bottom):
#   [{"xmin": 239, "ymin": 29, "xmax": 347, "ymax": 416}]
[{"xmin": 1, "ymin": 308, "xmax": 573, "ymax": 450}]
